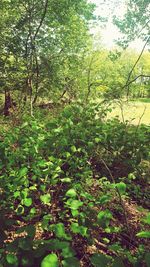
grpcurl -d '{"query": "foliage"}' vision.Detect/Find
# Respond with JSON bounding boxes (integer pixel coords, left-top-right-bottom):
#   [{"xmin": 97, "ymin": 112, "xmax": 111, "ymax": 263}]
[
  {"xmin": 0, "ymin": 0, "xmax": 95, "ymax": 113},
  {"xmin": 113, "ymin": 0, "xmax": 150, "ymax": 47},
  {"xmin": 0, "ymin": 103, "xmax": 149, "ymax": 266}
]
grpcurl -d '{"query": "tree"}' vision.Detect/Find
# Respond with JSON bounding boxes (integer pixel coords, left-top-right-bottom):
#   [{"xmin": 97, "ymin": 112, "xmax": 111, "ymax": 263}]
[
  {"xmin": 113, "ymin": 0, "xmax": 150, "ymax": 46},
  {"xmin": 0, "ymin": 0, "xmax": 95, "ymax": 115}
]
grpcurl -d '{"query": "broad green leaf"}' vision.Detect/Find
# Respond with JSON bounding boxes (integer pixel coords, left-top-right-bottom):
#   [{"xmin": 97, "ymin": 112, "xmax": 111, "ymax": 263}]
[
  {"xmin": 71, "ymin": 223, "xmax": 87, "ymax": 237},
  {"xmin": 115, "ymin": 182, "xmax": 126, "ymax": 195},
  {"xmin": 97, "ymin": 210, "xmax": 112, "ymax": 228},
  {"xmin": 19, "ymin": 167, "xmax": 28, "ymax": 178},
  {"xmin": 40, "ymin": 194, "xmax": 51, "ymax": 204},
  {"xmin": 66, "ymin": 199, "xmax": 83, "ymax": 210},
  {"xmin": 23, "ymin": 198, "xmax": 32, "ymax": 207},
  {"xmin": 71, "ymin": 210, "xmax": 79, "ymax": 217},
  {"xmin": 62, "ymin": 257, "xmax": 80, "ymax": 267},
  {"xmin": 14, "ymin": 191, "xmax": 20, "ymax": 198},
  {"xmin": 54, "ymin": 223, "xmax": 71, "ymax": 240},
  {"xmin": 65, "ymin": 189, "xmax": 77, "ymax": 198},
  {"xmin": 90, "ymin": 253, "xmax": 110, "ymax": 267},
  {"xmin": 71, "ymin": 146, "xmax": 77, "ymax": 153},
  {"xmin": 6, "ymin": 254, "xmax": 18, "ymax": 266},
  {"xmin": 30, "ymin": 207, "xmax": 36, "ymax": 214},
  {"xmin": 136, "ymin": 231, "xmax": 150, "ymax": 238},
  {"xmin": 41, "ymin": 253, "xmax": 59, "ymax": 267}
]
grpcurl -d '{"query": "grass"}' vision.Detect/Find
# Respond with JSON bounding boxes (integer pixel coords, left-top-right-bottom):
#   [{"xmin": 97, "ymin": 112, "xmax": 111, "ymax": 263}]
[
  {"xmin": 108, "ymin": 100, "xmax": 150, "ymax": 125},
  {"xmin": 132, "ymin": 98, "xmax": 150, "ymax": 103}
]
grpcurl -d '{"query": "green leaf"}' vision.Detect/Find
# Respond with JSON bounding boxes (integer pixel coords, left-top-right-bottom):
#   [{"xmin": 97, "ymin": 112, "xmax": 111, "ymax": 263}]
[
  {"xmin": 115, "ymin": 182, "xmax": 126, "ymax": 195},
  {"xmin": 65, "ymin": 189, "xmax": 77, "ymax": 198},
  {"xmin": 6, "ymin": 254, "xmax": 18, "ymax": 266},
  {"xmin": 30, "ymin": 207, "xmax": 36, "ymax": 215},
  {"xmin": 41, "ymin": 253, "xmax": 59, "ymax": 267},
  {"xmin": 71, "ymin": 210, "xmax": 79, "ymax": 217},
  {"xmin": 23, "ymin": 198, "xmax": 32, "ymax": 207},
  {"xmin": 14, "ymin": 191, "xmax": 20, "ymax": 198},
  {"xmin": 71, "ymin": 146, "xmax": 77, "ymax": 153},
  {"xmin": 54, "ymin": 223, "xmax": 71, "ymax": 240},
  {"xmin": 97, "ymin": 210, "xmax": 112, "ymax": 228},
  {"xmin": 95, "ymin": 138, "xmax": 101, "ymax": 143},
  {"xmin": 16, "ymin": 205, "xmax": 25, "ymax": 214},
  {"xmin": 62, "ymin": 257, "xmax": 80, "ymax": 267},
  {"xmin": 112, "ymin": 258, "xmax": 125, "ymax": 267},
  {"xmin": 40, "ymin": 194, "xmax": 51, "ymax": 205},
  {"xmin": 90, "ymin": 253, "xmax": 110, "ymax": 267},
  {"xmin": 71, "ymin": 223, "xmax": 87, "ymax": 237},
  {"xmin": 136, "ymin": 231, "xmax": 150, "ymax": 238},
  {"xmin": 41, "ymin": 214, "xmax": 52, "ymax": 230},
  {"xmin": 98, "ymin": 195, "xmax": 111, "ymax": 205},
  {"xmin": 66, "ymin": 199, "xmax": 83, "ymax": 210},
  {"xmin": 19, "ymin": 167, "xmax": 28, "ymax": 178},
  {"xmin": 41, "ymin": 239, "xmax": 69, "ymax": 251},
  {"xmin": 145, "ymin": 252, "xmax": 150, "ymax": 267},
  {"xmin": 21, "ymin": 190, "xmax": 28, "ymax": 199},
  {"xmin": 61, "ymin": 247, "xmax": 76, "ymax": 258},
  {"xmin": 142, "ymin": 213, "xmax": 150, "ymax": 225},
  {"xmin": 60, "ymin": 178, "xmax": 72, "ymax": 183}
]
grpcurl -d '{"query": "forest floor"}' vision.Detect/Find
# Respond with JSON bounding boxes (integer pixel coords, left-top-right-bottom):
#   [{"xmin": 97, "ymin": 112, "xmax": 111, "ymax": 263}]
[{"xmin": 0, "ymin": 101, "xmax": 150, "ymax": 267}]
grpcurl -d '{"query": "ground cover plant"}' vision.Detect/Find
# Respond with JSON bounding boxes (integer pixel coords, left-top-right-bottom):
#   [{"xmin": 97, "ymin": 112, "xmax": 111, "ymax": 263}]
[{"xmin": 0, "ymin": 103, "xmax": 150, "ymax": 267}]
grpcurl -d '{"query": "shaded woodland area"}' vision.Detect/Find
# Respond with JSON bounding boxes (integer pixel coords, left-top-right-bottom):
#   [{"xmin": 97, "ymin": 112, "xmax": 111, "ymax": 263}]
[{"xmin": 0, "ymin": 0, "xmax": 150, "ymax": 266}]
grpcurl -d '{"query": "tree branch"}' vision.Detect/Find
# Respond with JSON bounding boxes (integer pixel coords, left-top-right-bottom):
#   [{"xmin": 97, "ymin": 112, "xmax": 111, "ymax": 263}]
[
  {"xmin": 123, "ymin": 74, "xmax": 150, "ymax": 89},
  {"xmin": 33, "ymin": 0, "xmax": 48, "ymax": 41},
  {"xmin": 123, "ymin": 36, "xmax": 150, "ymax": 98}
]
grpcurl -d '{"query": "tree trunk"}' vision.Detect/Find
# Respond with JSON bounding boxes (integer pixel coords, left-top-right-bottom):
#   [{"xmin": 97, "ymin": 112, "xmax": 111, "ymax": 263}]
[{"xmin": 4, "ymin": 90, "xmax": 12, "ymax": 116}]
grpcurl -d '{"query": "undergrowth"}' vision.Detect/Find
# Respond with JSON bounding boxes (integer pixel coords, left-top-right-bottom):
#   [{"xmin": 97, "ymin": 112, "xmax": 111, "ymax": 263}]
[{"xmin": 0, "ymin": 103, "xmax": 150, "ymax": 267}]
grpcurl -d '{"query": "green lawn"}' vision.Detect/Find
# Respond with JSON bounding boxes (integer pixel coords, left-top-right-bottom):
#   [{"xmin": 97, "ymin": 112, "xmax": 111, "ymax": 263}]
[{"xmin": 108, "ymin": 101, "xmax": 150, "ymax": 125}]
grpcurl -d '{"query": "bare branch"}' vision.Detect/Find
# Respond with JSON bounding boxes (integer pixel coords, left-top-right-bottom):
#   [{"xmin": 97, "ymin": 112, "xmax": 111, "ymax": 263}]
[{"xmin": 123, "ymin": 74, "xmax": 150, "ymax": 88}]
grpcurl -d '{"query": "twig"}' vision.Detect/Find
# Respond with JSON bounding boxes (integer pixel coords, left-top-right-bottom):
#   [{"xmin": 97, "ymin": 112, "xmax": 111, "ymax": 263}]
[{"xmin": 134, "ymin": 106, "xmax": 146, "ymax": 136}]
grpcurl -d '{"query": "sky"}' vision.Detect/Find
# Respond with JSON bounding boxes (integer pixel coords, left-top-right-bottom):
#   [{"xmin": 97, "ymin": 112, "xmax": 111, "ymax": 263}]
[{"xmin": 89, "ymin": 0, "xmax": 144, "ymax": 51}]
